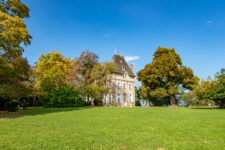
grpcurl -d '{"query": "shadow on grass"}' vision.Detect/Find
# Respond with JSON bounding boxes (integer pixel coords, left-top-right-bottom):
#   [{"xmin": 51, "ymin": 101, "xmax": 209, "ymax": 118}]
[
  {"xmin": 0, "ymin": 107, "xmax": 92, "ymax": 119},
  {"xmin": 190, "ymin": 107, "xmax": 220, "ymax": 110}
]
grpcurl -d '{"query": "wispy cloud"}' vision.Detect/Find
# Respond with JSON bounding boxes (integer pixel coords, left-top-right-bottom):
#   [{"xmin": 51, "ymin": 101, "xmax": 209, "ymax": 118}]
[
  {"xmin": 206, "ymin": 20, "xmax": 212, "ymax": 24},
  {"xmin": 125, "ymin": 56, "xmax": 140, "ymax": 62},
  {"xmin": 104, "ymin": 34, "xmax": 111, "ymax": 37}
]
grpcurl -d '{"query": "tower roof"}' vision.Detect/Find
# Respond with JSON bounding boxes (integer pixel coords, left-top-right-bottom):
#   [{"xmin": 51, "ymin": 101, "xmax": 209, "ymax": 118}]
[{"xmin": 111, "ymin": 54, "xmax": 135, "ymax": 77}]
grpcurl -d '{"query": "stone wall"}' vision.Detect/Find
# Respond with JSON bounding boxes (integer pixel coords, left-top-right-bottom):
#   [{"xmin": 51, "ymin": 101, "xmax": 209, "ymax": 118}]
[{"xmin": 103, "ymin": 72, "xmax": 135, "ymax": 107}]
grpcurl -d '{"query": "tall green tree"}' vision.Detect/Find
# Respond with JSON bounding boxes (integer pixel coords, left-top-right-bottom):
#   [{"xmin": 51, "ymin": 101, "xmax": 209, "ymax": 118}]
[
  {"xmin": 137, "ymin": 47, "xmax": 199, "ymax": 105},
  {"xmin": 135, "ymin": 87, "xmax": 142, "ymax": 106}
]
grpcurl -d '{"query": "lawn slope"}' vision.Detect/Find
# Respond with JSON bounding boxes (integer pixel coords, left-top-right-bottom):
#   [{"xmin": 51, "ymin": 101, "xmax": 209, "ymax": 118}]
[{"xmin": 0, "ymin": 107, "xmax": 225, "ymax": 150}]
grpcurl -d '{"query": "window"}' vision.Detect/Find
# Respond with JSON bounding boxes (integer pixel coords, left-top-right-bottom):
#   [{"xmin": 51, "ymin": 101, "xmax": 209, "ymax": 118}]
[
  {"xmin": 117, "ymin": 82, "xmax": 121, "ymax": 88},
  {"xmin": 122, "ymin": 66, "xmax": 125, "ymax": 70},
  {"xmin": 129, "ymin": 94, "xmax": 132, "ymax": 103},
  {"xmin": 124, "ymin": 83, "xmax": 126, "ymax": 89},
  {"xmin": 117, "ymin": 93, "xmax": 121, "ymax": 103},
  {"xmin": 129, "ymin": 84, "xmax": 132, "ymax": 90},
  {"xmin": 124, "ymin": 93, "xmax": 126, "ymax": 104}
]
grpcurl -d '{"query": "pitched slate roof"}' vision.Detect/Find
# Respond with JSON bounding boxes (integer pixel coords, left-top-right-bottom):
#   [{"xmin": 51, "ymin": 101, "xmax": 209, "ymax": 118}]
[{"xmin": 111, "ymin": 54, "xmax": 135, "ymax": 77}]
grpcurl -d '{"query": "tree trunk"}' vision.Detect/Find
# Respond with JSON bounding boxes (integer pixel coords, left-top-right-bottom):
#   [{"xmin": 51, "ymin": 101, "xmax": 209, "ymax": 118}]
[{"xmin": 170, "ymin": 95, "xmax": 176, "ymax": 105}]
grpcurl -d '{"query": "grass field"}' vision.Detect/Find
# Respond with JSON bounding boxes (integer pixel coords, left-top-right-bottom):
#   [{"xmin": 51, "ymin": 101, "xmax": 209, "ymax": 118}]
[{"xmin": 0, "ymin": 107, "xmax": 225, "ymax": 150}]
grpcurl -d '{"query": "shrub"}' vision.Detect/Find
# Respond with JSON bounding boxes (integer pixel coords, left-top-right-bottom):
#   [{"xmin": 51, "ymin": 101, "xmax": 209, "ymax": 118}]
[
  {"xmin": 94, "ymin": 99, "xmax": 102, "ymax": 106},
  {"xmin": 40, "ymin": 86, "xmax": 87, "ymax": 107},
  {"xmin": 6, "ymin": 99, "xmax": 19, "ymax": 112},
  {"xmin": 0, "ymin": 93, "xmax": 13, "ymax": 110},
  {"xmin": 135, "ymin": 99, "xmax": 141, "ymax": 106},
  {"xmin": 20, "ymin": 98, "xmax": 29, "ymax": 110}
]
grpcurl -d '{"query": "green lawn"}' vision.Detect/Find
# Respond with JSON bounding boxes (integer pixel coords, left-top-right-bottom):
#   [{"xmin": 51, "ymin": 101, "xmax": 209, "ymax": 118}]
[{"xmin": 0, "ymin": 107, "xmax": 225, "ymax": 150}]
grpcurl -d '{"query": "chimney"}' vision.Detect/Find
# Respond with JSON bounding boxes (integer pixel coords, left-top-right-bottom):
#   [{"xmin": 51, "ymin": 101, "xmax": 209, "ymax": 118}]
[{"xmin": 130, "ymin": 64, "xmax": 133, "ymax": 72}]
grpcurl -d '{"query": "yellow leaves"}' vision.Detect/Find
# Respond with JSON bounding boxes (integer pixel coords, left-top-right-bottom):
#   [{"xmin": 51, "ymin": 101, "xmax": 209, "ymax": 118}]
[
  {"xmin": 0, "ymin": 11, "xmax": 31, "ymax": 49},
  {"xmin": 169, "ymin": 71, "xmax": 175, "ymax": 77},
  {"xmin": 0, "ymin": 1, "xmax": 32, "ymax": 98},
  {"xmin": 5, "ymin": 0, "xmax": 30, "ymax": 18},
  {"xmin": 196, "ymin": 77, "xmax": 215, "ymax": 94},
  {"xmin": 150, "ymin": 88, "xmax": 169, "ymax": 98},
  {"xmin": 138, "ymin": 86, "xmax": 148, "ymax": 99},
  {"xmin": 34, "ymin": 51, "xmax": 72, "ymax": 91},
  {"xmin": 183, "ymin": 78, "xmax": 192, "ymax": 84},
  {"xmin": 90, "ymin": 62, "xmax": 116, "ymax": 90},
  {"xmin": 138, "ymin": 46, "xmax": 199, "ymax": 103},
  {"xmin": 168, "ymin": 86, "xmax": 179, "ymax": 95}
]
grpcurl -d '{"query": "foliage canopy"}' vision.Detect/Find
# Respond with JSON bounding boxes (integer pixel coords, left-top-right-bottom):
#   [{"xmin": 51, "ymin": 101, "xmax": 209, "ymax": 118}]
[
  {"xmin": 196, "ymin": 68, "xmax": 225, "ymax": 108},
  {"xmin": 137, "ymin": 47, "xmax": 199, "ymax": 105},
  {"xmin": 0, "ymin": 0, "xmax": 32, "ymax": 109}
]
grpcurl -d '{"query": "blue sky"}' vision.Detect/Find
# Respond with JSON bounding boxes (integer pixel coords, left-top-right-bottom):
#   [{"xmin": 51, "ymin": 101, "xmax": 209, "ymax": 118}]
[{"xmin": 23, "ymin": 0, "xmax": 225, "ymax": 79}]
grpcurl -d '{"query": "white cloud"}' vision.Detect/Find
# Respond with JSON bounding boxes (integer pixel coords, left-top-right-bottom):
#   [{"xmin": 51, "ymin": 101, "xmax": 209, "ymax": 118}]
[
  {"xmin": 104, "ymin": 34, "xmax": 111, "ymax": 37},
  {"xmin": 125, "ymin": 56, "xmax": 140, "ymax": 62},
  {"xmin": 206, "ymin": 20, "xmax": 212, "ymax": 24}
]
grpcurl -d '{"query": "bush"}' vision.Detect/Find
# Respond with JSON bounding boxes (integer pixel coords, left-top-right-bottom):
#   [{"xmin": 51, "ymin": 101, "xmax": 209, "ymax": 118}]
[
  {"xmin": 94, "ymin": 99, "xmax": 102, "ymax": 106},
  {"xmin": 40, "ymin": 86, "xmax": 87, "ymax": 107},
  {"xmin": 0, "ymin": 93, "xmax": 13, "ymax": 110},
  {"xmin": 6, "ymin": 99, "xmax": 19, "ymax": 112},
  {"xmin": 20, "ymin": 98, "xmax": 29, "ymax": 110},
  {"xmin": 135, "ymin": 99, "xmax": 141, "ymax": 106}
]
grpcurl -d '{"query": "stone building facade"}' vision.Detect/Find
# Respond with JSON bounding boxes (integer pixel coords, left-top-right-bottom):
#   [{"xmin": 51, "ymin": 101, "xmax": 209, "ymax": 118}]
[{"xmin": 102, "ymin": 54, "xmax": 135, "ymax": 106}]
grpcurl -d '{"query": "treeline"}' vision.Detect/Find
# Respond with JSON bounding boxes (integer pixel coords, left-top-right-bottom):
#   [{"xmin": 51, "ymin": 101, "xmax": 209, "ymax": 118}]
[
  {"xmin": 1, "ymin": 1, "xmax": 225, "ymax": 111},
  {"xmin": 35, "ymin": 50, "xmax": 115, "ymax": 108},
  {"xmin": 0, "ymin": 0, "xmax": 115, "ymax": 111},
  {"xmin": 136, "ymin": 47, "xmax": 225, "ymax": 108},
  {"xmin": 1, "ymin": 49, "xmax": 115, "ymax": 111}
]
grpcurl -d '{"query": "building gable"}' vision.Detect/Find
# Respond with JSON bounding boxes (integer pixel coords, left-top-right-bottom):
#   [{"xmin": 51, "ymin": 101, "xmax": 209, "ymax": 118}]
[{"xmin": 111, "ymin": 54, "xmax": 135, "ymax": 77}]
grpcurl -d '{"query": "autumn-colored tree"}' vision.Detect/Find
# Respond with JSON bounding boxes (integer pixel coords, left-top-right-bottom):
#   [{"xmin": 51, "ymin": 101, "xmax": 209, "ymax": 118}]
[
  {"xmin": 194, "ymin": 77, "xmax": 214, "ymax": 102},
  {"xmin": 68, "ymin": 50, "xmax": 99, "ymax": 86},
  {"xmin": 0, "ymin": 54, "xmax": 31, "ymax": 97},
  {"xmin": 137, "ymin": 47, "xmax": 199, "ymax": 105},
  {"xmin": 0, "ymin": 0, "xmax": 31, "ymax": 56},
  {"xmin": 0, "ymin": 0, "xmax": 32, "ymax": 110},
  {"xmin": 66, "ymin": 50, "xmax": 99, "ymax": 103},
  {"xmin": 195, "ymin": 69, "xmax": 225, "ymax": 108},
  {"xmin": 89, "ymin": 62, "xmax": 116, "ymax": 100},
  {"xmin": 67, "ymin": 50, "xmax": 115, "ymax": 104},
  {"xmin": 34, "ymin": 51, "xmax": 72, "ymax": 93}
]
